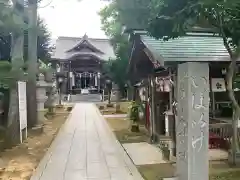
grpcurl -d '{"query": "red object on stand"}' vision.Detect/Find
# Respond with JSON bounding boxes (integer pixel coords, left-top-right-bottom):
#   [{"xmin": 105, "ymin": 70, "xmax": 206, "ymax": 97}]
[{"xmin": 209, "ymin": 132, "xmax": 229, "ymax": 149}]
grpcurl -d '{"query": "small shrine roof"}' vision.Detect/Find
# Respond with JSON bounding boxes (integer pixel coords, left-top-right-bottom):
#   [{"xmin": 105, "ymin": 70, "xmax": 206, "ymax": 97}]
[{"xmin": 138, "ymin": 32, "xmax": 231, "ymax": 66}]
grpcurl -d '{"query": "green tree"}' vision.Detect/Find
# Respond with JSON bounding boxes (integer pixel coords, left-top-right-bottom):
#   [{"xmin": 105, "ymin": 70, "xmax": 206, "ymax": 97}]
[
  {"xmin": 0, "ymin": 0, "xmax": 24, "ymax": 35},
  {"xmin": 116, "ymin": 0, "xmax": 240, "ymax": 164},
  {"xmin": 99, "ymin": 2, "xmax": 130, "ymax": 96},
  {"xmin": 6, "ymin": 0, "xmax": 25, "ymax": 147},
  {"xmin": 0, "ymin": 18, "xmax": 51, "ymax": 62},
  {"xmin": 24, "ymin": 18, "xmax": 52, "ymax": 63}
]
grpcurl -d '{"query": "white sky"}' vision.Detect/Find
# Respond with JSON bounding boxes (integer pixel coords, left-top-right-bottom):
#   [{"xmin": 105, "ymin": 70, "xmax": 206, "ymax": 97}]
[{"xmin": 38, "ymin": 0, "xmax": 109, "ymax": 41}]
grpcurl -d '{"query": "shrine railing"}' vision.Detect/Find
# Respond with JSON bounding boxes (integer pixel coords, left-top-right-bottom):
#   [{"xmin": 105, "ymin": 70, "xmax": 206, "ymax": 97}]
[{"xmin": 209, "ymin": 122, "xmax": 240, "ymax": 150}]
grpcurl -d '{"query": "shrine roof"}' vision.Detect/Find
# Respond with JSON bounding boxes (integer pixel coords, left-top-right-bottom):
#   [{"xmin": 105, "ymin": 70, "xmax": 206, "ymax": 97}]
[
  {"xmin": 51, "ymin": 35, "xmax": 115, "ymax": 61},
  {"xmin": 138, "ymin": 31, "xmax": 231, "ymax": 65}
]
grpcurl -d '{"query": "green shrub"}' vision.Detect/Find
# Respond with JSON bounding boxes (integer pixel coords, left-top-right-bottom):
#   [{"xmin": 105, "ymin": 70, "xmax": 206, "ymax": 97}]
[{"xmin": 129, "ymin": 101, "xmax": 140, "ymax": 123}]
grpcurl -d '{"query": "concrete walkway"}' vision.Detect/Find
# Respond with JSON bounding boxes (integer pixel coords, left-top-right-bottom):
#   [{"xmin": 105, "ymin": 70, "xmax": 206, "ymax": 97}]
[{"xmin": 31, "ymin": 103, "xmax": 143, "ymax": 180}]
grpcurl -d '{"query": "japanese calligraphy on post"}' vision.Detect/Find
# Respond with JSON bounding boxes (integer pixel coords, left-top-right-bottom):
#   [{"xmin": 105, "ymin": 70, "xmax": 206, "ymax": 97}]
[{"xmin": 176, "ymin": 62, "xmax": 209, "ymax": 180}]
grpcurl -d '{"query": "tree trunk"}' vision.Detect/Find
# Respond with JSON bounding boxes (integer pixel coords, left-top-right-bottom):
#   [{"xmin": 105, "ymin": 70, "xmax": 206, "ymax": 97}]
[
  {"xmin": 5, "ymin": 0, "xmax": 25, "ymax": 146},
  {"xmin": 226, "ymin": 57, "xmax": 240, "ymax": 165},
  {"xmin": 59, "ymin": 88, "xmax": 62, "ymax": 105},
  {"xmin": 108, "ymin": 90, "xmax": 111, "ymax": 104},
  {"xmin": 116, "ymin": 90, "xmax": 121, "ymax": 113},
  {"xmin": 27, "ymin": 82, "xmax": 37, "ymax": 127},
  {"xmin": 27, "ymin": 0, "xmax": 38, "ymax": 127},
  {"xmin": 5, "ymin": 89, "xmax": 20, "ymax": 147}
]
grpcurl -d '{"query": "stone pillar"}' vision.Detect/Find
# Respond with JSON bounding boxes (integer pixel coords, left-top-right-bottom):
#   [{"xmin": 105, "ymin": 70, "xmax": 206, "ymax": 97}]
[
  {"xmin": 127, "ymin": 85, "xmax": 134, "ymax": 100},
  {"xmin": 69, "ymin": 72, "xmax": 73, "ymax": 93},
  {"xmin": 79, "ymin": 74, "xmax": 81, "ymax": 89},
  {"xmin": 89, "ymin": 73, "xmax": 92, "ymax": 87},
  {"xmin": 176, "ymin": 62, "xmax": 209, "ymax": 180},
  {"xmin": 95, "ymin": 74, "xmax": 98, "ymax": 87},
  {"xmin": 72, "ymin": 73, "xmax": 75, "ymax": 87},
  {"xmin": 97, "ymin": 72, "xmax": 100, "ymax": 91}
]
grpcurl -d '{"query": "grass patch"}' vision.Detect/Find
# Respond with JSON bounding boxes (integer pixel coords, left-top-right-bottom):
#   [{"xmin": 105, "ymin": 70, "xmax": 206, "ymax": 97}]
[
  {"xmin": 100, "ymin": 101, "xmax": 130, "ymax": 115},
  {"xmin": 137, "ymin": 163, "xmax": 175, "ymax": 180},
  {"xmin": 119, "ymin": 101, "xmax": 130, "ymax": 113},
  {"xmin": 210, "ymin": 171, "xmax": 240, "ymax": 180},
  {"xmin": 210, "ymin": 161, "xmax": 240, "ymax": 179},
  {"xmin": 114, "ymin": 128, "xmax": 149, "ymax": 144},
  {"xmin": 136, "ymin": 161, "xmax": 240, "ymax": 180},
  {"xmin": 105, "ymin": 117, "xmax": 149, "ymax": 144},
  {"xmin": 101, "ymin": 108, "xmax": 125, "ymax": 115}
]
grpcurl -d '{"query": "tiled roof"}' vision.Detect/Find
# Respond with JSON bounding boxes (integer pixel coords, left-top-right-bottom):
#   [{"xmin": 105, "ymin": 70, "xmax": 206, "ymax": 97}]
[
  {"xmin": 140, "ymin": 32, "xmax": 230, "ymax": 65},
  {"xmin": 51, "ymin": 35, "xmax": 115, "ymax": 61}
]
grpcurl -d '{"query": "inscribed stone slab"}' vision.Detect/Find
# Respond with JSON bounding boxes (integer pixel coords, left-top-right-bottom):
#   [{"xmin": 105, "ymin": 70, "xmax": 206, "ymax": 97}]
[{"xmin": 176, "ymin": 62, "xmax": 209, "ymax": 180}]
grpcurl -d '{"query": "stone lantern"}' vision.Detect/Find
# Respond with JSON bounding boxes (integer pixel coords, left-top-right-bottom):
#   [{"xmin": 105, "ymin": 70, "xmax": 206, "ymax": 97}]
[
  {"xmin": 56, "ymin": 71, "xmax": 66, "ymax": 105},
  {"xmin": 105, "ymin": 79, "xmax": 112, "ymax": 105},
  {"xmin": 36, "ymin": 74, "xmax": 53, "ymax": 122}
]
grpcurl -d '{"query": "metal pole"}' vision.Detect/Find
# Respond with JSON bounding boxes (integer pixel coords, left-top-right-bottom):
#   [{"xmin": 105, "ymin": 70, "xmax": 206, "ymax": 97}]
[{"xmin": 169, "ymin": 68, "xmax": 173, "ymax": 111}]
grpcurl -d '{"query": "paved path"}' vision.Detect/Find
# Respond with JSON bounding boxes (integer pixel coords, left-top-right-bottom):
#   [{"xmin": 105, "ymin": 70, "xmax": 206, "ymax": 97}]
[
  {"xmin": 103, "ymin": 114, "xmax": 128, "ymax": 118},
  {"xmin": 70, "ymin": 94, "xmax": 102, "ymax": 102},
  {"xmin": 31, "ymin": 103, "xmax": 143, "ymax": 180}
]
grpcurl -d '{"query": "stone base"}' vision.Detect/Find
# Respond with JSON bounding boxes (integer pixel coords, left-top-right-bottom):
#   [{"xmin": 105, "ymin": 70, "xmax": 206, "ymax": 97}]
[
  {"xmin": 56, "ymin": 104, "xmax": 64, "ymax": 108},
  {"xmin": 106, "ymin": 104, "xmax": 114, "ymax": 108},
  {"xmin": 228, "ymin": 151, "xmax": 240, "ymax": 166},
  {"xmin": 38, "ymin": 110, "xmax": 47, "ymax": 122},
  {"xmin": 149, "ymin": 134, "xmax": 158, "ymax": 144},
  {"xmin": 31, "ymin": 125, "xmax": 44, "ymax": 135},
  {"xmin": 162, "ymin": 147, "xmax": 170, "ymax": 161},
  {"xmin": 131, "ymin": 124, "xmax": 140, "ymax": 132},
  {"xmin": 99, "ymin": 105, "xmax": 104, "ymax": 110},
  {"xmin": 66, "ymin": 106, "xmax": 73, "ymax": 112}
]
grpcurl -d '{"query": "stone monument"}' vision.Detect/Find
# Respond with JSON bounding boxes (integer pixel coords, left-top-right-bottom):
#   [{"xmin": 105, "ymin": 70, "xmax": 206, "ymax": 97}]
[
  {"xmin": 111, "ymin": 83, "xmax": 120, "ymax": 102},
  {"xmin": 36, "ymin": 74, "xmax": 53, "ymax": 122},
  {"xmin": 176, "ymin": 62, "xmax": 209, "ymax": 180}
]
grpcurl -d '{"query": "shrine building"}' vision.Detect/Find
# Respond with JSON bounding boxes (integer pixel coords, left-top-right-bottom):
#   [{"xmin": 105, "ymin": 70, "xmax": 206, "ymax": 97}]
[{"xmin": 51, "ymin": 34, "xmax": 115, "ymax": 94}]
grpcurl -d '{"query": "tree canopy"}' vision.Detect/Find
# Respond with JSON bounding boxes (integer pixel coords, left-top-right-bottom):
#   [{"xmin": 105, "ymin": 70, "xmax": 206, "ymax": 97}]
[
  {"xmin": 116, "ymin": 0, "xmax": 240, "ymax": 55},
  {"xmin": 0, "ymin": 0, "xmax": 51, "ymax": 62},
  {"xmin": 0, "ymin": 0, "xmax": 25, "ymax": 35},
  {"xmin": 99, "ymin": 2, "xmax": 130, "ymax": 92},
  {"xmin": 0, "ymin": 18, "xmax": 51, "ymax": 62},
  {"xmin": 24, "ymin": 18, "xmax": 52, "ymax": 63}
]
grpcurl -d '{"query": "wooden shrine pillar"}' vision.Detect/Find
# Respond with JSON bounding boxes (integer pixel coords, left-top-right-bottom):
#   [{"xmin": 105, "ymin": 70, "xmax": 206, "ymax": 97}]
[{"xmin": 150, "ymin": 75, "xmax": 158, "ymax": 142}]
